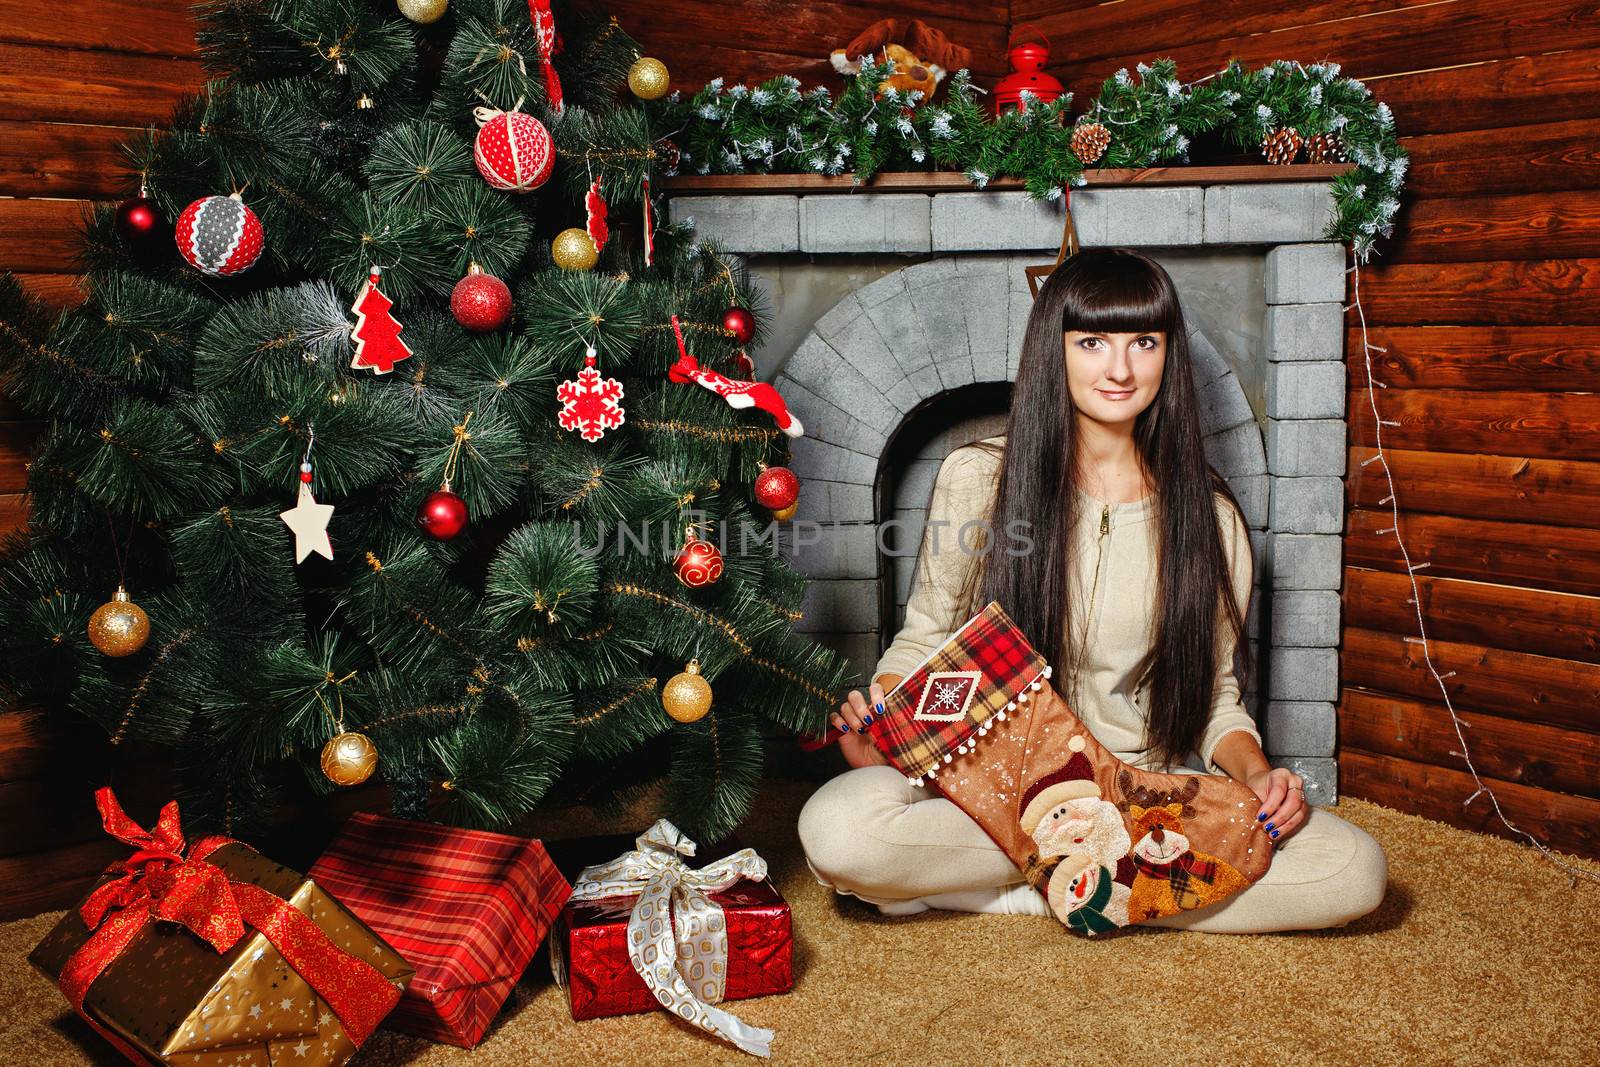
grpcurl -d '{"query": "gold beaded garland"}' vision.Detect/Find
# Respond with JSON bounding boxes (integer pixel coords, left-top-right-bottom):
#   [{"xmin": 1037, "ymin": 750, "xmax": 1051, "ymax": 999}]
[
  {"xmin": 397, "ymin": 0, "xmax": 448, "ymax": 23},
  {"xmin": 627, "ymin": 57, "xmax": 670, "ymax": 101},
  {"xmin": 320, "ymin": 731, "xmax": 379, "ymax": 786},
  {"xmin": 551, "ymin": 227, "xmax": 599, "ymax": 271},
  {"xmin": 87, "ymin": 586, "xmax": 150, "ymax": 657},
  {"xmin": 662, "ymin": 659, "xmax": 713, "ymax": 723}
]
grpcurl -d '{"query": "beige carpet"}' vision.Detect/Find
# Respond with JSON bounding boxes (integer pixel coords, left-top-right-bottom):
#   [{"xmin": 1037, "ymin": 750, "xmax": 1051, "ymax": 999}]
[{"xmin": 4, "ymin": 783, "xmax": 1598, "ymax": 1067}]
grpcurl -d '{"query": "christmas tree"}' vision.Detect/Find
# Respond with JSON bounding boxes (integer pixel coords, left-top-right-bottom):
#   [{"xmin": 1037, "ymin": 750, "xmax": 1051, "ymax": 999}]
[{"xmin": 0, "ymin": 0, "xmax": 848, "ymax": 841}]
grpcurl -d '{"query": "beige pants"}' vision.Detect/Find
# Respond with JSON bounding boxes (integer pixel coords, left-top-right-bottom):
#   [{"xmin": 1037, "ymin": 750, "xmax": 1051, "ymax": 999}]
[{"xmin": 798, "ymin": 763, "xmax": 1389, "ymax": 934}]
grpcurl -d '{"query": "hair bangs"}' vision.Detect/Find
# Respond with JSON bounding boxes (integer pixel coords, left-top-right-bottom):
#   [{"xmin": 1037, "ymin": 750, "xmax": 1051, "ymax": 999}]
[{"xmin": 1057, "ymin": 255, "xmax": 1182, "ymax": 337}]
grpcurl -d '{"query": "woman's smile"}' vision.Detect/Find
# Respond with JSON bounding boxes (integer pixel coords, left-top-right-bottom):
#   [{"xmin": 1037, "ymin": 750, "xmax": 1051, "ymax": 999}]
[{"xmin": 1095, "ymin": 388, "xmax": 1136, "ymax": 401}]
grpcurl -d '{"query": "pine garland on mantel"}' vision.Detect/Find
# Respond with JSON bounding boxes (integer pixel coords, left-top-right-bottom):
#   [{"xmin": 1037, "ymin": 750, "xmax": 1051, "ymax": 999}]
[{"xmin": 656, "ymin": 58, "xmax": 1406, "ymax": 261}]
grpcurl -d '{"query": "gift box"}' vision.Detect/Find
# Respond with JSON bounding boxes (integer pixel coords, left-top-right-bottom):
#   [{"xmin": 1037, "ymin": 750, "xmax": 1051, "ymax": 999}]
[
  {"xmin": 307, "ymin": 812, "xmax": 571, "ymax": 1048},
  {"xmin": 549, "ymin": 819, "xmax": 792, "ymax": 1057},
  {"xmin": 29, "ymin": 788, "xmax": 412, "ymax": 1067}
]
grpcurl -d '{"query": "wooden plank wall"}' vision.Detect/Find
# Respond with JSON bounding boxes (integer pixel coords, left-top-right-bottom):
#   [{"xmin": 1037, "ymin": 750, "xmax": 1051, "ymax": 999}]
[{"xmin": 1019, "ymin": 0, "xmax": 1600, "ymax": 858}]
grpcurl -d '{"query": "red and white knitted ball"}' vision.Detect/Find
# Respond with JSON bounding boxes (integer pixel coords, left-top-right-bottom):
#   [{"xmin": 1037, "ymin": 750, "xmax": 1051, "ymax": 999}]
[
  {"xmin": 473, "ymin": 110, "xmax": 554, "ymax": 193},
  {"xmin": 175, "ymin": 194, "xmax": 264, "ymax": 276}
]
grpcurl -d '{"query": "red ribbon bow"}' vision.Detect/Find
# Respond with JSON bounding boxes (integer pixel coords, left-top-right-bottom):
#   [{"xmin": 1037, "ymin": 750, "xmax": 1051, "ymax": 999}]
[{"xmin": 57, "ymin": 788, "xmax": 400, "ymax": 1065}]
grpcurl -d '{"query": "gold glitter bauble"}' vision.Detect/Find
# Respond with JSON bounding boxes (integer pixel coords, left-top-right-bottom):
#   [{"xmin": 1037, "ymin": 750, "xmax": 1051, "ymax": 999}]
[
  {"xmin": 320, "ymin": 731, "xmax": 379, "ymax": 786},
  {"xmin": 627, "ymin": 57, "xmax": 670, "ymax": 101},
  {"xmin": 771, "ymin": 501, "xmax": 799, "ymax": 521},
  {"xmin": 87, "ymin": 586, "xmax": 150, "ymax": 657},
  {"xmin": 662, "ymin": 659, "xmax": 713, "ymax": 723},
  {"xmin": 396, "ymin": 0, "xmax": 448, "ymax": 23},
  {"xmin": 551, "ymin": 227, "xmax": 599, "ymax": 271}
]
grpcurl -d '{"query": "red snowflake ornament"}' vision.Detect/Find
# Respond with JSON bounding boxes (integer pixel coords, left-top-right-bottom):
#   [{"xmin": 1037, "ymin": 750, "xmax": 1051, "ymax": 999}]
[{"xmin": 556, "ymin": 346, "xmax": 625, "ymax": 442}]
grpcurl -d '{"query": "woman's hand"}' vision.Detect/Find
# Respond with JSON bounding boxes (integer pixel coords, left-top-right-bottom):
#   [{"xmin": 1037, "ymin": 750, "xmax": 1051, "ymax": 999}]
[
  {"xmin": 1246, "ymin": 767, "xmax": 1308, "ymax": 846},
  {"xmin": 830, "ymin": 681, "xmax": 889, "ymax": 769}
]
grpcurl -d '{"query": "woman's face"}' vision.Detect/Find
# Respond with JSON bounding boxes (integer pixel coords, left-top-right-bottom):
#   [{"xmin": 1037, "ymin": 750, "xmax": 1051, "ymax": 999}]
[{"xmin": 1063, "ymin": 330, "xmax": 1166, "ymax": 428}]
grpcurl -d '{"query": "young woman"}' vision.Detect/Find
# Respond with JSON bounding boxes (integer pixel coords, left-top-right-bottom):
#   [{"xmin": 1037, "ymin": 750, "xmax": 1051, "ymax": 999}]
[{"xmin": 798, "ymin": 248, "xmax": 1388, "ymax": 933}]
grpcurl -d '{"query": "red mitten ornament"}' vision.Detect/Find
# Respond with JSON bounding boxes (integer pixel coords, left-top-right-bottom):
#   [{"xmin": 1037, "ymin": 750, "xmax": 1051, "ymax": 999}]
[
  {"xmin": 473, "ymin": 106, "xmax": 554, "ymax": 192},
  {"xmin": 556, "ymin": 345, "xmax": 625, "ymax": 442},
  {"xmin": 350, "ymin": 267, "xmax": 413, "ymax": 374},
  {"xmin": 585, "ymin": 178, "xmax": 609, "ymax": 253},
  {"xmin": 175, "ymin": 193, "xmax": 264, "ymax": 276},
  {"xmin": 667, "ymin": 315, "xmax": 803, "ymax": 438},
  {"xmin": 451, "ymin": 263, "xmax": 513, "ymax": 332}
]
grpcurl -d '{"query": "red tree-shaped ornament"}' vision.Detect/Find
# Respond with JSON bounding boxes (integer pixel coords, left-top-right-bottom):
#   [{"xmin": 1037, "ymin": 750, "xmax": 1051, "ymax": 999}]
[{"xmin": 350, "ymin": 268, "xmax": 412, "ymax": 375}]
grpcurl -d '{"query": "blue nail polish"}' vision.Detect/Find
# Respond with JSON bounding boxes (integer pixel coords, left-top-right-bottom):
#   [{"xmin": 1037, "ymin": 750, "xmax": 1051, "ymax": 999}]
[
  {"xmin": 1266, "ymin": 822, "xmax": 1275, "ymax": 832},
  {"xmin": 861, "ymin": 712, "xmax": 873, "ymax": 725},
  {"xmin": 838, "ymin": 720, "xmax": 851, "ymax": 732},
  {"xmin": 1271, "ymin": 829, "xmax": 1280, "ymax": 838},
  {"xmin": 875, "ymin": 702, "xmax": 886, "ymax": 717},
  {"xmin": 1257, "ymin": 812, "xmax": 1267, "ymax": 821}
]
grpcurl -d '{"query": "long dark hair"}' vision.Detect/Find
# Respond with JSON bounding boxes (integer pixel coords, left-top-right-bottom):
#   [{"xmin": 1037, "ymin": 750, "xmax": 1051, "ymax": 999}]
[{"xmin": 962, "ymin": 248, "xmax": 1252, "ymax": 769}]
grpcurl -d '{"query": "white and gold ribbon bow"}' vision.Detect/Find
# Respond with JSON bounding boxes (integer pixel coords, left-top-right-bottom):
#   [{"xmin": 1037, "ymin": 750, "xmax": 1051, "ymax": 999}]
[{"xmin": 568, "ymin": 818, "xmax": 775, "ymax": 1057}]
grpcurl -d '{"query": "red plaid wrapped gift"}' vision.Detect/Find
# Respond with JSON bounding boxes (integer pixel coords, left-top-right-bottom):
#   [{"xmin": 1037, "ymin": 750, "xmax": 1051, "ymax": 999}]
[
  {"xmin": 308, "ymin": 812, "xmax": 571, "ymax": 1048},
  {"xmin": 549, "ymin": 819, "xmax": 792, "ymax": 1057}
]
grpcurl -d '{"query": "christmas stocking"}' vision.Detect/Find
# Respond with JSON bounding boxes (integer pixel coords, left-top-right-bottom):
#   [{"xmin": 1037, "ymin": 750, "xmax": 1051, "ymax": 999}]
[
  {"xmin": 667, "ymin": 315, "xmax": 804, "ymax": 438},
  {"xmin": 862, "ymin": 600, "xmax": 1273, "ymax": 935}
]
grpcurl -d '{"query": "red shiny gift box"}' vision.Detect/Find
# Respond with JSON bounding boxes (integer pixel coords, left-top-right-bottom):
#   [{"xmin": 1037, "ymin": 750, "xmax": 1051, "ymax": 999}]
[
  {"xmin": 548, "ymin": 824, "xmax": 794, "ymax": 1023},
  {"xmin": 309, "ymin": 812, "xmax": 571, "ymax": 1048}
]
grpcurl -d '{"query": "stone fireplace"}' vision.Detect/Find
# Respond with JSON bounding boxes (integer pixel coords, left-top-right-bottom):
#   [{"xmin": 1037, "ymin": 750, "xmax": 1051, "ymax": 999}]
[{"xmin": 668, "ymin": 180, "xmax": 1349, "ymax": 801}]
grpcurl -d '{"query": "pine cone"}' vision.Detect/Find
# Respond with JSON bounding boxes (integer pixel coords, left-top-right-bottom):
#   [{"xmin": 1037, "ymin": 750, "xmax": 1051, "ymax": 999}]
[
  {"xmin": 1071, "ymin": 121, "xmax": 1112, "ymax": 165},
  {"xmin": 1260, "ymin": 126, "xmax": 1303, "ymax": 165},
  {"xmin": 654, "ymin": 137, "xmax": 681, "ymax": 174},
  {"xmin": 1305, "ymin": 131, "xmax": 1346, "ymax": 164}
]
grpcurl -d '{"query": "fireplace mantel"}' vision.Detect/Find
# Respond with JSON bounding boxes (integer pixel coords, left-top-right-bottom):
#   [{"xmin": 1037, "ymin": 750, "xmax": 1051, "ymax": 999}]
[{"xmin": 666, "ymin": 173, "xmax": 1350, "ymax": 802}]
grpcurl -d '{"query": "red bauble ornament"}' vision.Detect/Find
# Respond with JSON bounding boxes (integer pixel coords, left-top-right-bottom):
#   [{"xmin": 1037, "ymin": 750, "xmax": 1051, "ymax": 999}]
[
  {"xmin": 450, "ymin": 263, "xmax": 513, "ymax": 332},
  {"xmin": 115, "ymin": 196, "xmax": 163, "ymax": 243},
  {"xmin": 674, "ymin": 534, "xmax": 724, "ymax": 587},
  {"xmin": 721, "ymin": 306, "xmax": 755, "ymax": 345},
  {"xmin": 416, "ymin": 488, "xmax": 469, "ymax": 541},
  {"xmin": 754, "ymin": 465, "xmax": 800, "ymax": 511},
  {"xmin": 175, "ymin": 193, "xmax": 265, "ymax": 276},
  {"xmin": 473, "ymin": 108, "xmax": 554, "ymax": 193}
]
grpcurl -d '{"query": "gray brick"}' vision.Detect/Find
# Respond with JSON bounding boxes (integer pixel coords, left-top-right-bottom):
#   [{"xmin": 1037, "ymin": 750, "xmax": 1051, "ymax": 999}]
[
  {"xmin": 1265, "ymin": 244, "xmax": 1347, "ymax": 304},
  {"xmin": 812, "ymin": 479, "xmax": 874, "ymax": 522},
  {"xmin": 796, "ymin": 578, "xmax": 880, "ymax": 633},
  {"xmin": 1270, "ymin": 589, "xmax": 1342, "ymax": 647},
  {"xmin": 816, "ymin": 303, "xmax": 908, "ymax": 397},
  {"xmin": 1070, "ymin": 186, "xmax": 1205, "ymax": 247},
  {"xmin": 1203, "ymin": 183, "xmax": 1339, "ymax": 245},
  {"xmin": 1267, "ymin": 646, "xmax": 1340, "ymax": 702},
  {"xmin": 931, "ymin": 191, "xmax": 1062, "ymax": 251},
  {"xmin": 1268, "ymin": 361, "xmax": 1346, "ymax": 420},
  {"xmin": 1270, "ymin": 476, "xmax": 1345, "ymax": 535},
  {"xmin": 788, "ymin": 434, "xmax": 875, "ymax": 486},
  {"xmin": 1188, "ymin": 326, "xmax": 1232, "ymax": 388},
  {"xmin": 1269, "ymin": 756, "xmax": 1338, "ymax": 805},
  {"xmin": 1266, "ymin": 303, "xmax": 1344, "ymax": 362},
  {"xmin": 1264, "ymin": 701, "xmax": 1337, "ymax": 758},
  {"xmin": 1204, "ymin": 422, "xmax": 1268, "ymax": 478},
  {"xmin": 820, "ymin": 630, "xmax": 886, "ymax": 686},
  {"xmin": 1267, "ymin": 533, "xmax": 1343, "ymax": 590},
  {"xmin": 670, "ymin": 195, "xmax": 799, "ymax": 253},
  {"xmin": 788, "ymin": 522, "xmax": 881, "ymax": 580},
  {"xmin": 1267, "ymin": 418, "xmax": 1348, "ymax": 477},
  {"xmin": 1230, "ymin": 473, "xmax": 1270, "ymax": 529},
  {"xmin": 861, "ymin": 287, "xmax": 936, "ymax": 376},
  {"xmin": 799, "ymin": 193, "xmax": 931, "ymax": 254},
  {"xmin": 1199, "ymin": 371, "xmax": 1256, "ymax": 432}
]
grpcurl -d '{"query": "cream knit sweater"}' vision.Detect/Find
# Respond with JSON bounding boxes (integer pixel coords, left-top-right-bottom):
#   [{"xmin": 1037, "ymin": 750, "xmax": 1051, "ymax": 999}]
[{"xmin": 873, "ymin": 434, "xmax": 1262, "ymax": 778}]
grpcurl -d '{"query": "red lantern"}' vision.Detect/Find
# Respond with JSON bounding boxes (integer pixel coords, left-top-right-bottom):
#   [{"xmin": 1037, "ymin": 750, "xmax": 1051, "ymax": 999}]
[
  {"xmin": 754, "ymin": 465, "xmax": 800, "ymax": 511},
  {"xmin": 674, "ymin": 533, "xmax": 723, "ymax": 587},
  {"xmin": 721, "ymin": 306, "xmax": 755, "ymax": 346},
  {"xmin": 416, "ymin": 488, "xmax": 469, "ymax": 541},
  {"xmin": 992, "ymin": 25, "xmax": 1065, "ymax": 115}
]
